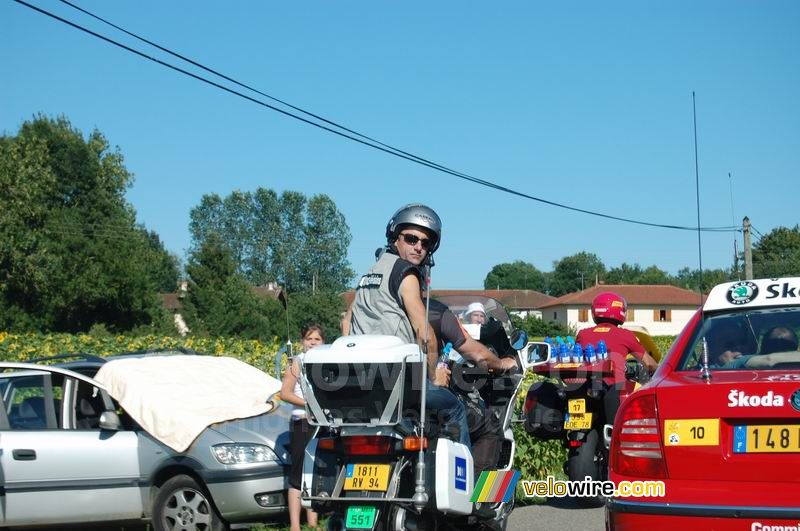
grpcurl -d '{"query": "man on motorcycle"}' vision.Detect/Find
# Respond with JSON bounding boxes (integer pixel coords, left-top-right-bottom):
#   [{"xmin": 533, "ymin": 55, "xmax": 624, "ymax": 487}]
[
  {"xmin": 342, "ymin": 204, "xmax": 471, "ymax": 449},
  {"xmin": 576, "ymin": 292, "xmax": 658, "ymax": 375}
]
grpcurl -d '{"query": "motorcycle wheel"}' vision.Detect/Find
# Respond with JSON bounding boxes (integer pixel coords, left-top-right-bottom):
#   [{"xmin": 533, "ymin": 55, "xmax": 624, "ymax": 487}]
[{"xmin": 567, "ymin": 428, "xmax": 607, "ymax": 508}]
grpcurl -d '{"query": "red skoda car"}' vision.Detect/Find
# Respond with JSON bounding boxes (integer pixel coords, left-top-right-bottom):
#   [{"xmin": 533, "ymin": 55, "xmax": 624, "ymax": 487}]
[{"xmin": 607, "ymin": 277, "xmax": 800, "ymax": 530}]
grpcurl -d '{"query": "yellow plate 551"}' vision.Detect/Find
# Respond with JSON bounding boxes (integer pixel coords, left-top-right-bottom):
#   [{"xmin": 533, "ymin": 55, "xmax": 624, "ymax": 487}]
[{"xmin": 664, "ymin": 419, "xmax": 719, "ymax": 446}]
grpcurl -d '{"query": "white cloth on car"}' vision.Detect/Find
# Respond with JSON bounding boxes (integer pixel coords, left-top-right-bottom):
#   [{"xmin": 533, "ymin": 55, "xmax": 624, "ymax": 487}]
[{"xmin": 95, "ymin": 355, "xmax": 280, "ymax": 452}]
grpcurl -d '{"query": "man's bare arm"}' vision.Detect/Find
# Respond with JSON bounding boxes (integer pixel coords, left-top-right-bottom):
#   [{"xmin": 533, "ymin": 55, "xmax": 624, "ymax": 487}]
[
  {"xmin": 745, "ymin": 351, "xmax": 800, "ymax": 369},
  {"xmin": 458, "ymin": 338, "xmax": 517, "ymax": 371},
  {"xmin": 399, "ymin": 274, "xmax": 438, "ymax": 374},
  {"xmin": 341, "ymin": 301, "xmax": 354, "ymax": 335}
]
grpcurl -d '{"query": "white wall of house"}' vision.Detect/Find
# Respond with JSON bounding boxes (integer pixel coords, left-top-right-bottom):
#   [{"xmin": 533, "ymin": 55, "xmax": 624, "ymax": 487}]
[
  {"xmin": 510, "ymin": 309, "xmax": 543, "ymax": 319},
  {"xmin": 548, "ymin": 305, "xmax": 697, "ymax": 336}
]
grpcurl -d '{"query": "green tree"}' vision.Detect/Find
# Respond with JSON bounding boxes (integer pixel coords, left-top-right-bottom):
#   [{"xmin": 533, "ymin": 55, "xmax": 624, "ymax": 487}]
[
  {"xmin": 510, "ymin": 313, "xmax": 571, "ymax": 338},
  {"xmin": 189, "ymin": 188, "xmax": 354, "ymax": 293},
  {"xmin": 672, "ymin": 267, "xmax": 733, "ymax": 292},
  {"xmin": 752, "ymin": 225, "xmax": 800, "ymax": 279},
  {"xmin": 182, "ymin": 234, "xmax": 284, "ymax": 340},
  {"xmin": 484, "ymin": 261, "xmax": 547, "ymax": 291},
  {"xmin": 604, "ymin": 263, "xmax": 671, "ymax": 285},
  {"xmin": 550, "ymin": 252, "xmax": 606, "ymax": 296},
  {"xmin": 0, "ymin": 115, "xmax": 177, "ymax": 332}
]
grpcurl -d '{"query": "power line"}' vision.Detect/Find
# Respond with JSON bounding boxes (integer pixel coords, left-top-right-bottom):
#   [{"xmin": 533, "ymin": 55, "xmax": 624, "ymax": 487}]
[{"xmin": 15, "ymin": 0, "xmax": 740, "ymax": 233}]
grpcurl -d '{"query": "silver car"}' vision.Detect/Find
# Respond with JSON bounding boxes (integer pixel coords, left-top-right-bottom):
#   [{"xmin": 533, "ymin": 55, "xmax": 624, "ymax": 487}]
[{"xmin": 0, "ymin": 352, "xmax": 292, "ymax": 530}]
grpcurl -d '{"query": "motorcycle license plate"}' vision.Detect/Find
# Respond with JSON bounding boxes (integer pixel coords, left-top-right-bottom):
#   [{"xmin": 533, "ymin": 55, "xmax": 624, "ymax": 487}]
[
  {"xmin": 344, "ymin": 463, "xmax": 391, "ymax": 491},
  {"xmin": 345, "ymin": 506, "xmax": 377, "ymax": 529},
  {"xmin": 564, "ymin": 412, "xmax": 592, "ymax": 430},
  {"xmin": 568, "ymin": 399, "xmax": 586, "ymax": 414}
]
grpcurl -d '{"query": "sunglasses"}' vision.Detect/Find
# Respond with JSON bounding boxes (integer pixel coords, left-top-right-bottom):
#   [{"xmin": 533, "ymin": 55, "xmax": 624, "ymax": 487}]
[{"xmin": 398, "ymin": 233, "xmax": 433, "ymax": 250}]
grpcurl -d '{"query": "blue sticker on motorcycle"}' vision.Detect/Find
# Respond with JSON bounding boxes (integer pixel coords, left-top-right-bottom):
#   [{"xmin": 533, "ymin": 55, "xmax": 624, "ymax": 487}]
[
  {"xmin": 455, "ymin": 457, "xmax": 467, "ymax": 491},
  {"xmin": 345, "ymin": 463, "xmax": 354, "ymax": 478}
]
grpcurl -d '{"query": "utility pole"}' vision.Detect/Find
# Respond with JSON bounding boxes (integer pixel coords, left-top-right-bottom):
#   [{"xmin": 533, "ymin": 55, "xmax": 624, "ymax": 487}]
[{"xmin": 743, "ymin": 216, "xmax": 753, "ymax": 280}]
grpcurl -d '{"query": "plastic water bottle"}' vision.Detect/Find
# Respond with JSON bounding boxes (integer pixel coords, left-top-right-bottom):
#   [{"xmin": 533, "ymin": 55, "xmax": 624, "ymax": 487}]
[
  {"xmin": 566, "ymin": 335, "xmax": 575, "ymax": 347},
  {"xmin": 558, "ymin": 343, "xmax": 570, "ymax": 364},
  {"xmin": 597, "ymin": 340, "xmax": 607, "ymax": 360},
  {"xmin": 571, "ymin": 343, "xmax": 583, "ymax": 364},
  {"xmin": 545, "ymin": 337, "xmax": 557, "ymax": 364},
  {"xmin": 438, "ymin": 342, "xmax": 452, "ymax": 369},
  {"xmin": 585, "ymin": 343, "xmax": 597, "ymax": 364}
]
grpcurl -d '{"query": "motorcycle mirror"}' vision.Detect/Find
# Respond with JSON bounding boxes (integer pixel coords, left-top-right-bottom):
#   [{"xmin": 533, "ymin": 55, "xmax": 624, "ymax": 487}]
[
  {"xmin": 510, "ymin": 330, "xmax": 528, "ymax": 351},
  {"xmin": 525, "ymin": 341, "xmax": 551, "ymax": 365}
]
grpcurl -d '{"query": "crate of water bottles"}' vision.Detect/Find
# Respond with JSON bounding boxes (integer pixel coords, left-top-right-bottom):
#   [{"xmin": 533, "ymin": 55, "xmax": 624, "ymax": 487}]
[{"xmin": 532, "ymin": 335, "xmax": 616, "ymax": 377}]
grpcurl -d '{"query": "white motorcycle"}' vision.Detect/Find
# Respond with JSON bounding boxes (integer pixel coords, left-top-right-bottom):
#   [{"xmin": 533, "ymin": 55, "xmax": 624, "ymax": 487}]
[{"xmin": 298, "ymin": 296, "xmax": 550, "ymax": 531}]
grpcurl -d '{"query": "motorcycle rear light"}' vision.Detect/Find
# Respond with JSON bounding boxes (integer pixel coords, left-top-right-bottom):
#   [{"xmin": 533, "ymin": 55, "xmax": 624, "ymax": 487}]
[
  {"xmin": 524, "ymin": 395, "xmax": 537, "ymax": 415},
  {"xmin": 317, "ymin": 438, "xmax": 336, "ymax": 451},
  {"xmin": 403, "ymin": 436, "xmax": 428, "ymax": 451},
  {"xmin": 611, "ymin": 393, "xmax": 667, "ymax": 479},
  {"xmin": 568, "ymin": 440, "xmax": 582, "ymax": 448},
  {"xmin": 343, "ymin": 435, "xmax": 394, "ymax": 455}
]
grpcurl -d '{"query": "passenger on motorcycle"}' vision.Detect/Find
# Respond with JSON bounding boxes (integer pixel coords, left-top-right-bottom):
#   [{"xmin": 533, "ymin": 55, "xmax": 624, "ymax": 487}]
[
  {"xmin": 463, "ymin": 302, "xmax": 488, "ymax": 325},
  {"xmin": 576, "ymin": 291, "xmax": 658, "ymax": 375},
  {"xmin": 342, "ymin": 204, "xmax": 471, "ymax": 449},
  {"xmin": 427, "ymin": 299, "xmax": 516, "ymax": 476}
]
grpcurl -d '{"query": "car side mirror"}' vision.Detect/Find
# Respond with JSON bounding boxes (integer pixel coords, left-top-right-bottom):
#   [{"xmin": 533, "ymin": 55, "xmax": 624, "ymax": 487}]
[
  {"xmin": 525, "ymin": 341, "xmax": 551, "ymax": 366},
  {"xmin": 99, "ymin": 410, "xmax": 123, "ymax": 431},
  {"xmin": 510, "ymin": 330, "xmax": 529, "ymax": 351}
]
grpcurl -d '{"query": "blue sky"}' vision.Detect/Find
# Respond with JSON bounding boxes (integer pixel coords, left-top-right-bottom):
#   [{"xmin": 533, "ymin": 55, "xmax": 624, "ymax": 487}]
[{"xmin": 2, "ymin": 1, "xmax": 798, "ymax": 289}]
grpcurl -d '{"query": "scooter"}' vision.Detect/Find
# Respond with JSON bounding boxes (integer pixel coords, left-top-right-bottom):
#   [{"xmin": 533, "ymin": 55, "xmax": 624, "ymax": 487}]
[
  {"xmin": 298, "ymin": 296, "xmax": 549, "ymax": 530},
  {"xmin": 522, "ymin": 327, "xmax": 659, "ymax": 508}
]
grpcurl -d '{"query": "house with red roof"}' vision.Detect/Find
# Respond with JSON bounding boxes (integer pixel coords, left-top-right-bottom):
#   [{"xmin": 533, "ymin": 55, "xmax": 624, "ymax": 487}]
[
  {"xmin": 539, "ymin": 284, "xmax": 704, "ymax": 336},
  {"xmin": 341, "ymin": 289, "xmax": 554, "ymax": 318}
]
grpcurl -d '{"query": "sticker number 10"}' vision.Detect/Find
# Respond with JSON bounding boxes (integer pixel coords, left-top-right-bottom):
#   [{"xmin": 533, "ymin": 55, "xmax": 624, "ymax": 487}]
[{"xmin": 690, "ymin": 426, "xmax": 705, "ymax": 439}]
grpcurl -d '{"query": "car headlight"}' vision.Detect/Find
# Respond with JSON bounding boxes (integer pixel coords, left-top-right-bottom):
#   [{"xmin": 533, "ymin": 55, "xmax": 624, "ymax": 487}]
[{"xmin": 212, "ymin": 444, "xmax": 279, "ymax": 465}]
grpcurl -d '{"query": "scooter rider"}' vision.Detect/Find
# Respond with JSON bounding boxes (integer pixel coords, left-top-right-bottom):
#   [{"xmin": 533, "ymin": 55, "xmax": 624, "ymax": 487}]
[
  {"xmin": 576, "ymin": 292, "xmax": 658, "ymax": 375},
  {"xmin": 342, "ymin": 204, "xmax": 471, "ymax": 449},
  {"xmin": 576, "ymin": 292, "xmax": 658, "ymax": 423}
]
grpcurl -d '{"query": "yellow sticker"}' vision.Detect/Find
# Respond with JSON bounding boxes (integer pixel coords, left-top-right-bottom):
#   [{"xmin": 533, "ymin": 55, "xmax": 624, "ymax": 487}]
[
  {"xmin": 664, "ymin": 419, "xmax": 719, "ymax": 446},
  {"xmin": 611, "ymin": 300, "xmax": 625, "ymax": 308},
  {"xmin": 568, "ymin": 399, "xmax": 586, "ymax": 414},
  {"xmin": 594, "ymin": 327, "xmax": 611, "ymax": 332},
  {"xmin": 555, "ymin": 363, "xmax": 582, "ymax": 368}
]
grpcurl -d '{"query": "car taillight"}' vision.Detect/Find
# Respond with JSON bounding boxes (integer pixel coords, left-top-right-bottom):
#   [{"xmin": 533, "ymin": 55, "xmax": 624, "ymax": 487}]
[
  {"xmin": 343, "ymin": 435, "xmax": 394, "ymax": 455},
  {"xmin": 611, "ymin": 393, "xmax": 667, "ymax": 479}
]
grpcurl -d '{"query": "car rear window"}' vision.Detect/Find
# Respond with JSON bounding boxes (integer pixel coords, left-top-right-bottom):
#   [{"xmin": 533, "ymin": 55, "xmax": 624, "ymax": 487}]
[{"xmin": 679, "ymin": 307, "xmax": 800, "ymax": 371}]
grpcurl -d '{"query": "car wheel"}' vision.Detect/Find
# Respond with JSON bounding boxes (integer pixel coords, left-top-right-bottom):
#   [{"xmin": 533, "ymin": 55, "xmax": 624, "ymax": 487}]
[
  {"xmin": 567, "ymin": 429, "xmax": 606, "ymax": 508},
  {"xmin": 153, "ymin": 474, "xmax": 227, "ymax": 531}
]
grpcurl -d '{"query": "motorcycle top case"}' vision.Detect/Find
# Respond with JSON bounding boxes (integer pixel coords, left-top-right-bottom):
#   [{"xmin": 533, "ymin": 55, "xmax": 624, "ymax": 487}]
[
  {"xmin": 434, "ymin": 438, "xmax": 473, "ymax": 515},
  {"xmin": 301, "ymin": 335, "xmax": 426, "ymax": 426}
]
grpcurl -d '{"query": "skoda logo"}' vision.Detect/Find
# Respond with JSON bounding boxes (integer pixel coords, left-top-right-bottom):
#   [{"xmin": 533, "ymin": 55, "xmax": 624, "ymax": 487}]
[
  {"xmin": 726, "ymin": 281, "xmax": 759, "ymax": 305},
  {"xmin": 791, "ymin": 389, "xmax": 800, "ymax": 413}
]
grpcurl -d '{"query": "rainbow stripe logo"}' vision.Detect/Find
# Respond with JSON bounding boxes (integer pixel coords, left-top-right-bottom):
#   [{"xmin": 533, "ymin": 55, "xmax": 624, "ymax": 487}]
[{"xmin": 470, "ymin": 470, "xmax": 521, "ymax": 503}]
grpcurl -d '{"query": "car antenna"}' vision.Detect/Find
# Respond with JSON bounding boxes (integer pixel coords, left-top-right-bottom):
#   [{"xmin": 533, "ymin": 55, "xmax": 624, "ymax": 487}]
[{"xmin": 693, "ymin": 92, "xmax": 712, "ymax": 382}]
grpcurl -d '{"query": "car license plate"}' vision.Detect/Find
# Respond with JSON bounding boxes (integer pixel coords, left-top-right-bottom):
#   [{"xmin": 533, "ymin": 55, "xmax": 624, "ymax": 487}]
[
  {"xmin": 568, "ymin": 399, "xmax": 586, "ymax": 414},
  {"xmin": 564, "ymin": 412, "xmax": 592, "ymax": 430},
  {"xmin": 343, "ymin": 463, "xmax": 391, "ymax": 491},
  {"xmin": 345, "ymin": 506, "xmax": 377, "ymax": 529},
  {"xmin": 664, "ymin": 419, "xmax": 719, "ymax": 446},
  {"xmin": 733, "ymin": 425, "xmax": 800, "ymax": 453}
]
